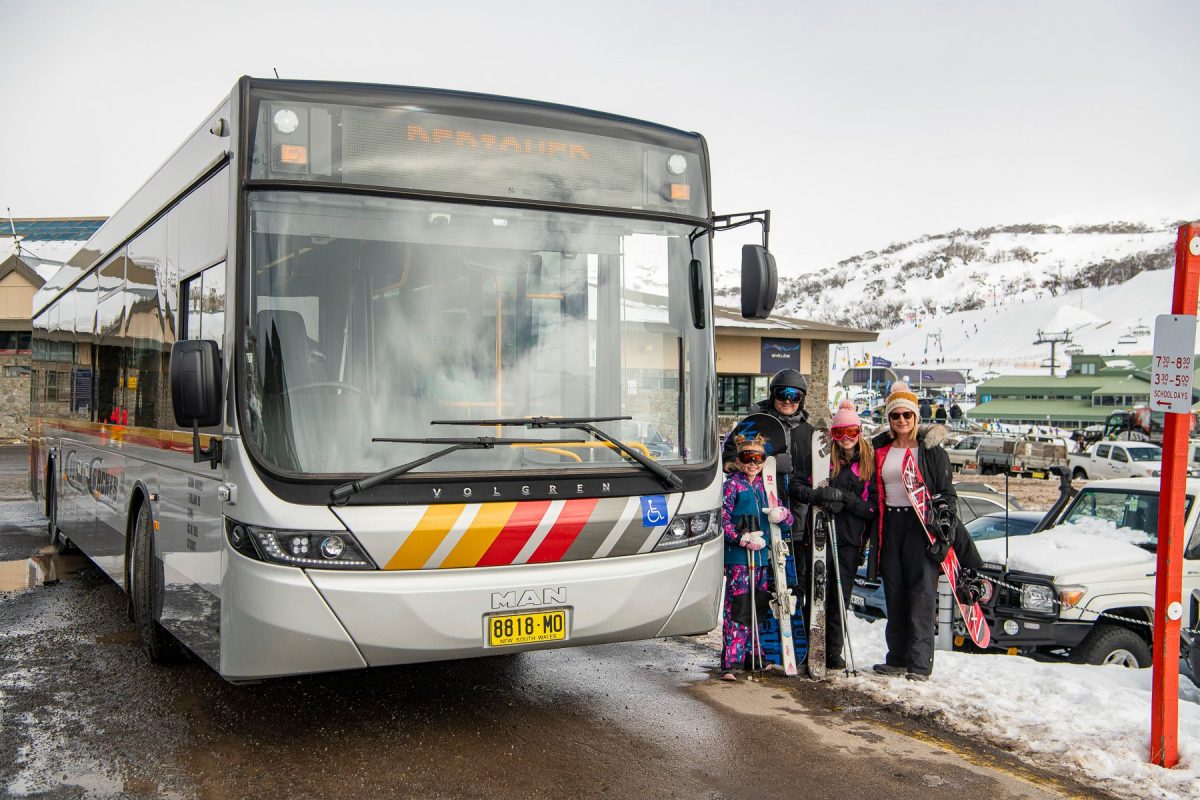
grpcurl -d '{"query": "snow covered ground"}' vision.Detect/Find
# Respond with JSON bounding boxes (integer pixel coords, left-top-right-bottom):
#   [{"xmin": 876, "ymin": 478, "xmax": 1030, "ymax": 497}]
[{"xmin": 842, "ymin": 615, "xmax": 1200, "ymax": 800}]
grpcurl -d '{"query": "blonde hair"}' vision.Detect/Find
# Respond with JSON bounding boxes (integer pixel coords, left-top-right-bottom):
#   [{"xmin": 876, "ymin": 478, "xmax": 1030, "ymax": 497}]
[
  {"xmin": 734, "ymin": 433, "xmax": 766, "ymax": 452},
  {"xmin": 830, "ymin": 435, "xmax": 874, "ymax": 483}
]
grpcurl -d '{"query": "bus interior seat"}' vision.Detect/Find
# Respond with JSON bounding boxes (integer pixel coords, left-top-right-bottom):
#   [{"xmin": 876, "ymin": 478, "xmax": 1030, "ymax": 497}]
[{"xmin": 256, "ymin": 309, "xmax": 325, "ymax": 470}]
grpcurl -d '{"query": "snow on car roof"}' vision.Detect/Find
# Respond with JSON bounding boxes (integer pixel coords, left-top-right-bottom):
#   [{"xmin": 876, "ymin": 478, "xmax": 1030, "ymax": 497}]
[{"xmin": 976, "ymin": 517, "xmax": 1154, "ymax": 575}]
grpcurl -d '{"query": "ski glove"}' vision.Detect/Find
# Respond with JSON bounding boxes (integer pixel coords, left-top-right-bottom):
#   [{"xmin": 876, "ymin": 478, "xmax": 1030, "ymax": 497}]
[
  {"xmin": 926, "ymin": 538, "xmax": 951, "ymax": 564},
  {"xmin": 810, "ymin": 486, "xmax": 846, "ymax": 514},
  {"xmin": 761, "ymin": 507, "xmax": 788, "ymax": 525},
  {"xmin": 740, "ymin": 532, "xmax": 766, "ymax": 551}
]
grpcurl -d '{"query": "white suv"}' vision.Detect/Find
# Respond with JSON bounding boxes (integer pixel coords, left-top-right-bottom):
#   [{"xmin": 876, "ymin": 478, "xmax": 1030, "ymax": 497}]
[{"xmin": 975, "ymin": 477, "xmax": 1200, "ymax": 667}]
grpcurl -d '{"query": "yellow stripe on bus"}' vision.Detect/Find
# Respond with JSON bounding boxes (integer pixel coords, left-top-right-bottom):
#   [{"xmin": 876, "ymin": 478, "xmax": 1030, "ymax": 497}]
[
  {"xmin": 440, "ymin": 502, "xmax": 518, "ymax": 568},
  {"xmin": 385, "ymin": 504, "xmax": 467, "ymax": 570}
]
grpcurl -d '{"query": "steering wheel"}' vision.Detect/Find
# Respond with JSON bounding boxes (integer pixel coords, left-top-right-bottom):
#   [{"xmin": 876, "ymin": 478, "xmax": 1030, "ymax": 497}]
[{"xmin": 281, "ymin": 381, "xmax": 365, "ymax": 398}]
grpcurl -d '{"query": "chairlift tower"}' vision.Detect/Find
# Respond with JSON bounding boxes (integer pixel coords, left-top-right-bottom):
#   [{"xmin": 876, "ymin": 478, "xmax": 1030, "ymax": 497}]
[
  {"xmin": 1033, "ymin": 330, "xmax": 1071, "ymax": 377},
  {"xmin": 924, "ymin": 331, "xmax": 943, "ymax": 355}
]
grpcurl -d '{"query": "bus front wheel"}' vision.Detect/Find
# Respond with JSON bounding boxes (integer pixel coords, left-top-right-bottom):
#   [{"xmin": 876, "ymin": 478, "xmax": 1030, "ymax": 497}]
[{"xmin": 130, "ymin": 502, "xmax": 181, "ymax": 664}]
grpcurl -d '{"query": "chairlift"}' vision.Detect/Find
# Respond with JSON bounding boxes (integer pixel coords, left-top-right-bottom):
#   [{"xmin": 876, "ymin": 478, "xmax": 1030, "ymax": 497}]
[
  {"xmin": 1117, "ymin": 334, "xmax": 1138, "ymax": 345},
  {"xmin": 1132, "ymin": 323, "xmax": 1151, "ymax": 337},
  {"xmin": 1040, "ymin": 358, "xmax": 1059, "ymax": 368},
  {"xmin": 1064, "ymin": 343, "xmax": 1083, "ymax": 355}
]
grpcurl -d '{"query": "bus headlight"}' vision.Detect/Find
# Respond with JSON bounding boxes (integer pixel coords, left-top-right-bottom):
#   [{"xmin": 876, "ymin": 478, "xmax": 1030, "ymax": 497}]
[
  {"xmin": 653, "ymin": 510, "xmax": 719, "ymax": 552},
  {"xmin": 225, "ymin": 519, "xmax": 375, "ymax": 570}
]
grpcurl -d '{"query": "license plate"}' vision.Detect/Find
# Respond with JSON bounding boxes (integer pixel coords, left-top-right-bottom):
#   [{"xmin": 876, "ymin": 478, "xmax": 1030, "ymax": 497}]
[
  {"xmin": 486, "ymin": 609, "xmax": 568, "ymax": 647},
  {"xmin": 849, "ymin": 594, "xmax": 865, "ymax": 607},
  {"xmin": 1031, "ymin": 471, "xmax": 1045, "ymax": 479}
]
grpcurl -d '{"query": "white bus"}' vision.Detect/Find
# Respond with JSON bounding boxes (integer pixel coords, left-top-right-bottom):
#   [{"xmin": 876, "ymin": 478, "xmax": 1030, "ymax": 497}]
[{"xmin": 29, "ymin": 77, "xmax": 777, "ymax": 681}]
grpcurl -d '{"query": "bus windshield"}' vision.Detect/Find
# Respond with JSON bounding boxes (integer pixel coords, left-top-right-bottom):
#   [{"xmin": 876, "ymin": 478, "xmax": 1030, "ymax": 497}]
[{"xmin": 242, "ymin": 190, "xmax": 715, "ymax": 477}]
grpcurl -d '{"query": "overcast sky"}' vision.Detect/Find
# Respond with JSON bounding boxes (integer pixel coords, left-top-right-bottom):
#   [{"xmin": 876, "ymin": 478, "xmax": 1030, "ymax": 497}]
[{"xmin": 2, "ymin": 0, "xmax": 1198, "ymax": 275}]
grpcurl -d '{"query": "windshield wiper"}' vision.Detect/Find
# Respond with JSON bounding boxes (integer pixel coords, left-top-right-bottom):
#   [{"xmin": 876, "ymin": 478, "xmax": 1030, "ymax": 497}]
[
  {"xmin": 330, "ymin": 436, "xmax": 586, "ymax": 504},
  {"xmin": 432, "ymin": 416, "xmax": 685, "ymax": 491}
]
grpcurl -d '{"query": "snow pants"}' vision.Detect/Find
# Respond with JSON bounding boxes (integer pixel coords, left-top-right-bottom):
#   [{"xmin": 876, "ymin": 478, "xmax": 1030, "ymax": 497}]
[
  {"xmin": 721, "ymin": 564, "xmax": 770, "ymax": 671},
  {"xmin": 880, "ymin": 507, "xmax": 938, "ymax": 676},
  {"xmin": 824, "ymin": 538, "xmax": 861, "ymax": 664}
]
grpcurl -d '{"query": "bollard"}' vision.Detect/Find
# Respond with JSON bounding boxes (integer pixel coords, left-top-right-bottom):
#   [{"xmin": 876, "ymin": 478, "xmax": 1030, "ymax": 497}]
[{"xmin": 935, "ymin": 576, "xmax": 954, "ymax": 651}]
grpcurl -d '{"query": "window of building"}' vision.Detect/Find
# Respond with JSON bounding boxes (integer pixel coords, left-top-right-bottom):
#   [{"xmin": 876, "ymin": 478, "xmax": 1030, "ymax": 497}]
[{"xmin": 718, "ymin": 375, "xmax": 754, "ymax": 415}]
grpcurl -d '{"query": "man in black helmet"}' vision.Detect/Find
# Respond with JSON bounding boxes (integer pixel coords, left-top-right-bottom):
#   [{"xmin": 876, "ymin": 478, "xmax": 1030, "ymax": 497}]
[{"xmin": 722, "ymin": 368, "xmax": 817, "ymax": 520}]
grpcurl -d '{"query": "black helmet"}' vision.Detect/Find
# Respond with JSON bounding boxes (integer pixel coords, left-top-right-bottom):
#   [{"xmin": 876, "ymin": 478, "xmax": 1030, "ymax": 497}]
[{"xmin": 769, "ymin": 369, "xmax": 808, "ymax": 394}]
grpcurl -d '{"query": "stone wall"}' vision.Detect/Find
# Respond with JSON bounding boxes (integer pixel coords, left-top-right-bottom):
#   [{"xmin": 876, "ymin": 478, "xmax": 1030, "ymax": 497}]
[
  {"xmin": 806, "ymin": 342, "xmax": 830, "ymax": 427},
  {"xmin": 0, "ymin": 353, "xmax": 31, "ymax": 442}
]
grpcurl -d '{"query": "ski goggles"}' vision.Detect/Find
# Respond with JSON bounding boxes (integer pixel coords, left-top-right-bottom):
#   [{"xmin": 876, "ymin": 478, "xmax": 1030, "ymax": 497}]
[
  {"xmin": 889, "ymin": 411, "xmax": 915, "ymax": 421},
  {"xmin": 830, "ymin": 426, "xmax": 861, "ymax": 441},
  {"xmin": 736, "ymin": 451, "xmax": 766, "ymax": 465},
  {"xmin": 772, "ymin": 387, "xmax": 803, "ymax": 403}
]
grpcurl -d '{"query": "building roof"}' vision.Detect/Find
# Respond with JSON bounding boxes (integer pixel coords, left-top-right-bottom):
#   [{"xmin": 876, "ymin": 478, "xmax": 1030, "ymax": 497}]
[
  {"xmin": 713, "ymin": 305, "xmax": 878, "ymax": 343},
  {"xmin": 0, "ymin": 252, "xmax": 46, "ymax": 288},
  {"xmin": 967, "ymin": 399, "xmax": 1115, "ymax": 423},
  {"xmin": 0, "ymin": 218, "xmax": 106, "ymax": 242}
]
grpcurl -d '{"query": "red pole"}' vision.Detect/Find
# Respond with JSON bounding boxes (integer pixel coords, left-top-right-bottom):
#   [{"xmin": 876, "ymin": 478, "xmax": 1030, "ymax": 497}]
[{"xmin": 1150, "ymin": 223, "xmax": 1200, "ymax": 768}]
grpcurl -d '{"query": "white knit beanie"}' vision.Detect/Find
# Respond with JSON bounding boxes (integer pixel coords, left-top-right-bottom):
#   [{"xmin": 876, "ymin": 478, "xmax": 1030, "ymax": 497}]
[{"xmin": 884, "ymin": 381, "xmax": 920, "ymax": 419}]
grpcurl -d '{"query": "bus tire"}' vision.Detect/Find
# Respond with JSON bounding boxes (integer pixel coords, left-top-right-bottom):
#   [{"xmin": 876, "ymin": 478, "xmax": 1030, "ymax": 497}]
[
  {"xmin": 130, "ymin": 502, "xmax": 180, "ymax": 664},
  {"xmin": 1070, "ymin": 624, "xmax": 1150, "ymax": 668}
]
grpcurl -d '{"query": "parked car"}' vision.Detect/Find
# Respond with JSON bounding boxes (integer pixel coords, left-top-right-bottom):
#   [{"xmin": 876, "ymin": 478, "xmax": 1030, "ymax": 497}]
[
  {"xmin": 977, "ymin": 437, "xmax": 1068, "ymax": 479},
  {"xmin": 976, "ymin": 477, "xmax": 1200, "ymax": 668},
  {"xmin": 965, "ymin": 511, "xmax": 1043, "ymax": 541},
  {"xmin": 851, "ymin": 486, "xmax": 1026, "ymax": 619},
  {"xmin": 1069, "ymin": 441, "xmax": 1162, "ymax": 481}
]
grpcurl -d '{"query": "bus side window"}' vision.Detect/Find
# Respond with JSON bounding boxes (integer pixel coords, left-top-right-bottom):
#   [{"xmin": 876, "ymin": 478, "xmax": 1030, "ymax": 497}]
[{"xmin": 180, "ymin": 263, "xmax": 226, "ymax": 349}]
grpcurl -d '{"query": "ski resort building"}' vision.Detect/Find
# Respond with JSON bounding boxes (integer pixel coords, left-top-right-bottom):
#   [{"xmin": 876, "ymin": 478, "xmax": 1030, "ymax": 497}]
[
  {"xmin": 967, "ymin": 353, "xmax": 1200, "ymax": 429},
  {"xmin": 715, "ymin": 308, "xmax": 877, "ymax": 429},
  {"xmin": 0, "ymin": 218, "xmax": 104, "ymax": 440}
]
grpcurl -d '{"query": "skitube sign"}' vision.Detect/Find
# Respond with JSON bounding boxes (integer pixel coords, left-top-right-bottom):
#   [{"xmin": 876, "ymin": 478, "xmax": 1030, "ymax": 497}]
[{"xmin": 1150, "ymin": 314, "xmax": 1197, "ymax": 414}]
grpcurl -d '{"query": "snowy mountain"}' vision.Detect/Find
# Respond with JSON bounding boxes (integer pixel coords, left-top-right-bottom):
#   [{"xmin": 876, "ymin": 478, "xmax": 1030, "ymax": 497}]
[{"xmin": 706, "ymin": 221, "xmax": 1191, "ymax": 388}]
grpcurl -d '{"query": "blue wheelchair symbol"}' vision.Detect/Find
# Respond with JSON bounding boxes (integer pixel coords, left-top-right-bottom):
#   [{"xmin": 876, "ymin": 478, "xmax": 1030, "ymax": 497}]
[{"xmin": 640, "ymin": 495, "xmax": 668, "ymax": 527}]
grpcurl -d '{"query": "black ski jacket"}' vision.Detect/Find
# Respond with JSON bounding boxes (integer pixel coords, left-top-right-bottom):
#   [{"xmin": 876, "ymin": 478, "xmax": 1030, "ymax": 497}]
[
  {"xmin": 825, "ymin": 458, "xmax": 877, "ymax": 550},
  {"xmin": 867, "ymin": 424, "xmax": 983, "ymax": 579},
  {"xmin": 722, "ymin": 398, "xmax": 816, "ymax": 512}
]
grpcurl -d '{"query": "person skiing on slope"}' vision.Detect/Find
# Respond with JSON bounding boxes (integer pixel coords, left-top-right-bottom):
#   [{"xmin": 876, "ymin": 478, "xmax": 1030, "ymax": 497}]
[
  {"xmin": 808, "ymin": 400, "xmax": 877, "ymax": 670},
  {"xmin": 868, "ymin": 381, "xmax": 983, "ymax": 681},
  {"xmin": 718, "ymin": 434, "xmax": 794, "ymax": 681}
]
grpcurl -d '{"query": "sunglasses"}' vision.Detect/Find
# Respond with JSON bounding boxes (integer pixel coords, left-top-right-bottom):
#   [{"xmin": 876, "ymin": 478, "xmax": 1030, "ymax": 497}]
[
  {"xmin": 889, "ymin": 411, "xmax": 915, "ymax": 421},
  {"xmin": 736, "ymin": 451, "xmax": 766, "ymax": 465},
  {"xmin": 830, "ymin": 426, "xmax": 861, "ymax": 441},
  {"xmin": 773, "ymin": 387, "xmax": 803, "ymax": 403}
]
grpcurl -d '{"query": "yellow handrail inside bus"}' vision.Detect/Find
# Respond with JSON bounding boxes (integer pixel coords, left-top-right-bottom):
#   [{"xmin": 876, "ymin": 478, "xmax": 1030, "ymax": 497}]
[{"xmin": 514, "ymin": 440, "xmax": 654, "ymax": 460}]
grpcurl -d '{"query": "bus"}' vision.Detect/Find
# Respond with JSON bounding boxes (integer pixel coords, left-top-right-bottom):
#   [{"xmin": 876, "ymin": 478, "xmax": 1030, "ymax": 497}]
[{"xmin": 29, "ymin": 77, "xmax": 777, "ymax": 681}]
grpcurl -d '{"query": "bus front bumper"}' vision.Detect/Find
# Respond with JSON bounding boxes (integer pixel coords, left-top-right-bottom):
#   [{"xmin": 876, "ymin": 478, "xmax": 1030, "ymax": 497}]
[{"xmin": 220, "ymin": 537, "xmax": 720, "ymax": 679}]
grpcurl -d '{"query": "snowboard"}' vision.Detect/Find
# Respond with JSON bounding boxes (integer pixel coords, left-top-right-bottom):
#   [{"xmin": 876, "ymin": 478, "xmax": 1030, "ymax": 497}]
[
  {"xmin": 730, "ymin": 413, "xmax": 807, "ymax": 670},
  {"xmin": 808, "ymin": 428, "xmax": 831, "ymax": 679},
  {"xmin": 899, "ymin": 448, "xmax": 992, "ymax": 649}
]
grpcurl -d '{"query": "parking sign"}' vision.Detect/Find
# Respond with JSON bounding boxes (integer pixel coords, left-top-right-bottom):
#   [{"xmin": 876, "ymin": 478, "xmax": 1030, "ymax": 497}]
[{"xmin": 1150, "ymin": 314, "xmax": 1197, "ymax": 414}]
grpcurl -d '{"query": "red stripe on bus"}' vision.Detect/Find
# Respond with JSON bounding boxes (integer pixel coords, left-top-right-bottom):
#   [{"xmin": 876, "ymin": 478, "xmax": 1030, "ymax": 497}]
[
  {"xmin": 475, "ymin": 500, "xmax": 553, "ymax": 566},
  {"xmin": 528, "ymin": 498, "xmax": 599, "ymax": 563}
]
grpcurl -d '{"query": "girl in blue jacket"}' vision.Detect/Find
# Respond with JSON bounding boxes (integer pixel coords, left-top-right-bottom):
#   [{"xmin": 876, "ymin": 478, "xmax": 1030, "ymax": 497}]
[{"xmin": 719, "ymin": 434, "xmax": 793, "ymax": 680}]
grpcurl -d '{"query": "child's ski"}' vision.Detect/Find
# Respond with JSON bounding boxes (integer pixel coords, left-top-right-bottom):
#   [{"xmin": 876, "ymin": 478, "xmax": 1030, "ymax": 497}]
[
  {"xmin": 807, "ymin": 428, "xmax": 832, "ymax": 679},
  {"xmin": 762, "ymin": 455, "xmax": 798, "ymax": 676},
  {"xmin": 900, "ymin": 448, "xmax": 991, "ymax": 649}
]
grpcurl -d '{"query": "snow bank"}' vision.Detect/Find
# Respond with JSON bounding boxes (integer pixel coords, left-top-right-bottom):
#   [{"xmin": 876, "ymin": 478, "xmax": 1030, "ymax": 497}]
[
  {"xmin": 844, "ymin": 616, "xmax": 1200, "ymax": 799},
  {"xmin": 975, "ymin": 518, "xmax": 1155, "ymax": 576}
]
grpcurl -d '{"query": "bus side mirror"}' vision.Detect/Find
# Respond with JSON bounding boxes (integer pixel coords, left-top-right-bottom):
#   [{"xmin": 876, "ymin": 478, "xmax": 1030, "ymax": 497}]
[
  {"xmin": 170, "ymin": 340, "xmax": 223, "ymax": 467},
  {"xmin": 740, "ymin": 244, "xmax": 776, "ymax": 320}
]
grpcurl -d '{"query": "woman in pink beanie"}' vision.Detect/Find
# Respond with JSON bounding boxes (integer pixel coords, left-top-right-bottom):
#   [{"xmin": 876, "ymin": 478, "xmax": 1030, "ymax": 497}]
[{"xmin": 808, "ymin": 399, "xmax": 877, "ymax": 670}]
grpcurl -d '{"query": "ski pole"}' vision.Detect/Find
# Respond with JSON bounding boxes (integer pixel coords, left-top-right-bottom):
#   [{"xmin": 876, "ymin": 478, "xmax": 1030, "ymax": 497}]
[
  {"xmin": 828, "ymin": 519, "xmax": 857, "ymax": 676},
  {"xmin": 748, "ymin": 549, "xmax": 762, "ymax": 672}
]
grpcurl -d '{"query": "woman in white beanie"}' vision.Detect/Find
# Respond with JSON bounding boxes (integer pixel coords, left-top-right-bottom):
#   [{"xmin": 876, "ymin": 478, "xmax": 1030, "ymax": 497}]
[{"xmin": 868, "ymin": 382, "xmax": 982, "ymax": 681}]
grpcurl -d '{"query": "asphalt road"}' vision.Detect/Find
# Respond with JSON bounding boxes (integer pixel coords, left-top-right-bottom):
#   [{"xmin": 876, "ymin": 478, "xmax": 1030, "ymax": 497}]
[{"xmin": 0, "ymin": 446, "xmax": 1106, "ymax": 800}]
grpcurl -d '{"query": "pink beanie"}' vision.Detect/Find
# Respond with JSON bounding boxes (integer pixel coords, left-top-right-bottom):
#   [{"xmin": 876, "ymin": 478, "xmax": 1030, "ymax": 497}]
[{"xmin": 830, "ymin": 399, "xmax": 861, "ymax": 430}]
